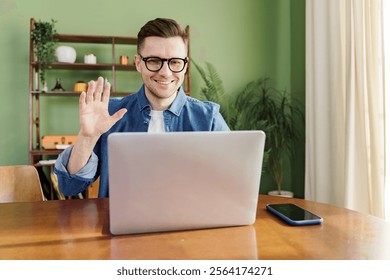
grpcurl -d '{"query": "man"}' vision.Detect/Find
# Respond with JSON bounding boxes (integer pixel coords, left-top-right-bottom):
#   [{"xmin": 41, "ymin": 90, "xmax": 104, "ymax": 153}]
[{"xmin": 54, "ymin": 18, "xmax": 229, "ymax": 198}]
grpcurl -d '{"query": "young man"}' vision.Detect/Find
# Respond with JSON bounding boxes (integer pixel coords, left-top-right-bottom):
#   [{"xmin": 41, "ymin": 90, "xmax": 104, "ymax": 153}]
[{"xmin": 54, "ymin": 18, "xmax": 229, "ymax": 198}]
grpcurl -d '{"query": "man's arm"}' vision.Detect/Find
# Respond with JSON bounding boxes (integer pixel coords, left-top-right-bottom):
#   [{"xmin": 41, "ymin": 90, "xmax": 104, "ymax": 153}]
[{"xmin": 67, "ymin": 77, "xmax": 127, "ymax": 174}]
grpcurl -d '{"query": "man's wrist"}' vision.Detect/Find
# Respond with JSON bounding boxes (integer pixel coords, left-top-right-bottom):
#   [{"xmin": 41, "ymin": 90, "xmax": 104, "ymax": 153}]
[{"xmin": 67, "ymin": 132, "xmax": 99, "ymax": 174}]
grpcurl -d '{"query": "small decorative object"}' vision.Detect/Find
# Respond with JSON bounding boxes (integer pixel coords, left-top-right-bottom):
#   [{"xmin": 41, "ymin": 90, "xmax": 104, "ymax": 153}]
[
  {"xmin": 34, "ymin": 72, "xmax": 39, "ymax": 91},
  {"xmin": 73, "ymin": 81, "xmax": 87, "ymax": 92},
  {"xmin": 84, "ymin": 54, "xmax": 97, "ymax": 64},
  {"xmin": 119, "ymin": 55, "xmax": 129, "ymax": 65},
  {"xmin": 42, "ymin": 81, "xmax": 48, "ymax": 92},
  {"xmin": 55, "ymin": 46, "xmax": 76, "ymax": 63},
  {"xmin": 52, "ymin": 78, "xmax": 65, "ymax": 91}
]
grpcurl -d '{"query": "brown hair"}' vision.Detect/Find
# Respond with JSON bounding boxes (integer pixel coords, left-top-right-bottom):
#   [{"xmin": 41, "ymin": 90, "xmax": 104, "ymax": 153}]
[{"xmin": 137, "ymin": 18, "xmax": 188, "ymax": 53}]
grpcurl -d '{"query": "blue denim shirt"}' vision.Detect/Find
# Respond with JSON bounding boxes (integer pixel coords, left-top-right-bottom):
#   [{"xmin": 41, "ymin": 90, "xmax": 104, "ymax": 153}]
[{"xmin": 54, "ymin": 85, "xmax": 229, "ymax": 198}]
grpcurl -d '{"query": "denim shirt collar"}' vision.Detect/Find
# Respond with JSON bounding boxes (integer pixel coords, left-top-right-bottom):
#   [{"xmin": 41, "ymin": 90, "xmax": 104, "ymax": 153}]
[{"xmin": 136, "ymin": 85, "xmax": 186, "ymax": 116}]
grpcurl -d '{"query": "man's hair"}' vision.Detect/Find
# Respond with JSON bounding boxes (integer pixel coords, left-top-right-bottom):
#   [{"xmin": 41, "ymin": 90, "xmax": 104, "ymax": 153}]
[{"xmin": 137, "ymin": 18, "xmax": 188, "ymax": 53}]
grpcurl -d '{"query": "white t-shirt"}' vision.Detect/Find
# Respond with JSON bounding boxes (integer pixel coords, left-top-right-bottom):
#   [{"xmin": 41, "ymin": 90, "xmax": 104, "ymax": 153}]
[{"xmin": 148, "ymin": 110, "xmax": 165, "ymax": 133}]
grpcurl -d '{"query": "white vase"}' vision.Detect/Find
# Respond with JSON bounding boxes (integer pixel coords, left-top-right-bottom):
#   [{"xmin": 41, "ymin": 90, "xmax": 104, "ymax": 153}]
[{"xmin": 55, "ymin": 46, "xmax": 77, "ymax": 63}]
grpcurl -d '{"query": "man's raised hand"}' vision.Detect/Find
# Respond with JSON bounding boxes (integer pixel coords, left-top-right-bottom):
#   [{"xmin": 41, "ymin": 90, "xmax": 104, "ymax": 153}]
[{"xmin": 79, "ymin": 77, "xmax": 127, "ymax": 139}]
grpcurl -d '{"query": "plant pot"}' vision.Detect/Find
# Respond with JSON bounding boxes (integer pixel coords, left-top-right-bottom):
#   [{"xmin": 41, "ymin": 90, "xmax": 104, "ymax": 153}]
[
  {"xmin": 268, "ymin": 190, "xmax": 294, "ymax": 198},
  {"xmin": 55, "ymin": 46, "xmax": 76, "ymax": 63}
]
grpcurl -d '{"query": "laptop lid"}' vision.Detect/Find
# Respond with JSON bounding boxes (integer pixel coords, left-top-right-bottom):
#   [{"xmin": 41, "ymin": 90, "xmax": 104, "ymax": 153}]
[{"xmin": 108, "ymin": 130, "xmax": 265, "ymax": 235}]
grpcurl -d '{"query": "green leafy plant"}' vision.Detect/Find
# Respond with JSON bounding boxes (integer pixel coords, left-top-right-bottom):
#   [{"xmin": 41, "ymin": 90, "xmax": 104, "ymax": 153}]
[
  {"xmin": 31, "ymin": 19, "xmax": 57, "ymax": 85},
  {"xmin": 234, "ymin": 78, "xmax": 303, "ymax": 194},
  {"xmin": 191, "ymin": 59, "xmax": 230, "ymax": 123},
  {"xmin": 192, "ymin": 60, "xmax": 271, "ymax": 175}
]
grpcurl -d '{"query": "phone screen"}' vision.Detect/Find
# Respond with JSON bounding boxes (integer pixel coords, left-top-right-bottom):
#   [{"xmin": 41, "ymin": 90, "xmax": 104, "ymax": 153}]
[{"xmin": 266, "ymin": 203, "xmax": 323, "ymax": 225}]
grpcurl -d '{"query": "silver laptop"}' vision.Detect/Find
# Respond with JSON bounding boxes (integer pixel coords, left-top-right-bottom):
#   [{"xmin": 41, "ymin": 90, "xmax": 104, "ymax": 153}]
[{"xmin": 108, "ymin": 130, "xmax": 265, "ymax": 235}]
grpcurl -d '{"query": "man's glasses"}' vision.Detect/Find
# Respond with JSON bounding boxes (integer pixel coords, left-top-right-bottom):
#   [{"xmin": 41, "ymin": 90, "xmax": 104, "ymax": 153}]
[{"xmin": 139, "ymin": 55, "xmax": 188, "ymax": 73}]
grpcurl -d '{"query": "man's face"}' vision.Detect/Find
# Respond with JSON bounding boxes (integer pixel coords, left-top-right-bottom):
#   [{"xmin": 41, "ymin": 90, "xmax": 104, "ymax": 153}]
[{"xmin": 135, "ymin": 36, "xmax": 187, "ymax": 109}]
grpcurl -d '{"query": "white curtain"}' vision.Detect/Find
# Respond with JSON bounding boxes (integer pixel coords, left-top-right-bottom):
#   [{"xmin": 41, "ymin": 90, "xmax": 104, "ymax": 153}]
[
  {"xmin": 305, "ymin": 0, "xmax": 385, "ymax": 217},
  {"xmin": 385, "ymin": 0, "xmax": 390, "ymax": 221}
]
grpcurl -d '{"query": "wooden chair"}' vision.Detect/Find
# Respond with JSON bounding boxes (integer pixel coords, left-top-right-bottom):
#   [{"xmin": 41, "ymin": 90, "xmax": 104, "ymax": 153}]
[
  {"xmin": 50, "ymin": 171, "xmax": 65, "ymax": 200},
  {"xmin": 86, "ymin": 176, "xmax": 100, "ymax": 198},
  {"xmin": 0, "ymin": 165, "xmax": 45, "ymax": 203},
  {"xmin": 50, "ymin": 171, "xmax": 99, "ymax": 200}
]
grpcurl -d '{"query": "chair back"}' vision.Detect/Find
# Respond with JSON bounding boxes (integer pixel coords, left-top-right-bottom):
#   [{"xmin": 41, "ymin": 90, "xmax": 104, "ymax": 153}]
[{"xmin": 0, "ymin": 165, "xmax": 45, "ymax": 203}]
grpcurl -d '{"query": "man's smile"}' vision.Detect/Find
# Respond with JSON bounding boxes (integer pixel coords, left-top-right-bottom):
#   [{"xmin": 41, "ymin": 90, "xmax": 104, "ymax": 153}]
[{"xmin": 155, "ymin": 79, "xmax": 174, "ymax": 85}]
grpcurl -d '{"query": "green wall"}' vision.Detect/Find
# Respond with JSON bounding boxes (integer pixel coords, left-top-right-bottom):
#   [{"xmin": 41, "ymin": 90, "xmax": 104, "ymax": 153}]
[{"xmin": 0, "ymin": 0, "xmax": 306, "ymax": 197}]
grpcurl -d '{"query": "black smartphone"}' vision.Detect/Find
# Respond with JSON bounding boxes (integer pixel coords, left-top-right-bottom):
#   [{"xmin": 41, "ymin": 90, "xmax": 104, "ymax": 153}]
[{"xmin": 266, "ymin": 203, "xmax": 323, "ymax": 226}]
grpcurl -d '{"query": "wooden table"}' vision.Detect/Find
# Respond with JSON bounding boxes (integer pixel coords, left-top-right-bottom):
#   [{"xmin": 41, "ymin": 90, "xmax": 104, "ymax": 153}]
[{"xmin": 1, "ymin": 195, "xmax": 390, "ymax": 260}]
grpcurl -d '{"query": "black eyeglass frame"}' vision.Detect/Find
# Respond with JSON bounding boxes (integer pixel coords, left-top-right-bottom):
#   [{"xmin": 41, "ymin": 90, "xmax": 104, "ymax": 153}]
[{"xmin": 139, "ymin": 55, "xmax": 188, "ymax": 73}]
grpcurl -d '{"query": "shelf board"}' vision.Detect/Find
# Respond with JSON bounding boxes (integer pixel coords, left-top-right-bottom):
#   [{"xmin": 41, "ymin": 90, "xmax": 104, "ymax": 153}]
[
  {"xmin": 54, "ymin": 34, "xmax": 137, "ymax": 44},
  {"xmin": 33, "ymin": 62, "xmax": 137, "ymax": 71},
  {"xmin": 31, "ymin": 91, "xmax": 134, "ymax": 96},
  {"xmin": 30, "ymin": 149, "xmax": 63, "ymax": 156}
]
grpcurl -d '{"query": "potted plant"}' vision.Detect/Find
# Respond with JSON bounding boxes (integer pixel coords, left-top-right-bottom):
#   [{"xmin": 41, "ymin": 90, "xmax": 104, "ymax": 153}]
[
  {"xmin": 233, "ymin": 78, "xmax": 303, "ymax": 197},
  {"xmin": 193, "ymin": 62, "xmax": 302, "ymax": 195},
  {"xmin": 192, "ymin": 60, "xmax": 270, "ymax": 174},
  {"xmin": 31, "ymin": 19, "xmax": 57, "ymax": 86}
]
